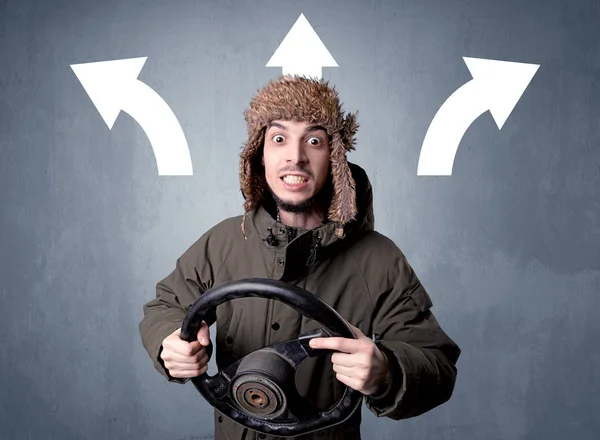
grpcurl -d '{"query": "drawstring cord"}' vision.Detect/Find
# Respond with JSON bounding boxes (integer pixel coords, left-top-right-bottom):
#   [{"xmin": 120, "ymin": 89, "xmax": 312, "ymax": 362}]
[
  {"xmin": 265, "ymin": 227, "xmax": 277, "ymax": 247},
  {"xmin": 306, "ymin": 233, "xmax": 321, "ymax": 266}
]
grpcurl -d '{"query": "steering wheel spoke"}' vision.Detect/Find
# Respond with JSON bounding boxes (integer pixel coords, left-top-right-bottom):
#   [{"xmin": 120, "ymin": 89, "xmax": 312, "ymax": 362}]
[
  {"xmin": 192, "ymin": 371, "xmax": 231, "ymax": 403},
  {"xmin": 207, "ymin": 373, "xmax": 232, "ymax": 401},
  {"xmin": 297, "ymin": 327, "xmax": 339, "ymax": 358},
  {"xmin": 264, "ymin": 327, "xmax": 338, "ymax": 370}
]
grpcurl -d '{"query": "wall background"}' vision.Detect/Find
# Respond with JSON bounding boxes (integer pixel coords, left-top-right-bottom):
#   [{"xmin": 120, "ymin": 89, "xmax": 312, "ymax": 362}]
[{"xmin": 1, "ymin": 0, "xmax": 599, "ymax": 439}]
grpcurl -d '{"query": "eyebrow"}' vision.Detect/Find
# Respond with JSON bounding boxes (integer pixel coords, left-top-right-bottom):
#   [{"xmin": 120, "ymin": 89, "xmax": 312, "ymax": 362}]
[{"xmin": 268, "ymin": 121, "xmax": 327, "ymax": 134}]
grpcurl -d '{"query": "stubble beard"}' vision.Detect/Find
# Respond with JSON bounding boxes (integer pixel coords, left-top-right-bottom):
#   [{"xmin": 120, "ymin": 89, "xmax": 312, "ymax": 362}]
[
  {"xmin": 267, "ymin": 178, "xmax": 332, "ymax": 215},
  {"xmin": 268, "ymin": 187, "xmax": 320, "ymax": 214}
]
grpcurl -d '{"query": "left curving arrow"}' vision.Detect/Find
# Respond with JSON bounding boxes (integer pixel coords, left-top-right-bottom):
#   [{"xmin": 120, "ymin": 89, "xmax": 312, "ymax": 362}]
[{"xmin": 71, "ymin": 57, "xmax": 193, "ymax": 176}]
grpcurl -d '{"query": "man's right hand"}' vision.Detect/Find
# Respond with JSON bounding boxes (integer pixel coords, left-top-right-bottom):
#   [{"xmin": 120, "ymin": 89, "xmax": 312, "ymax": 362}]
[{"xmin": 160, "ymin": 321, "xmax": 211, "ymax": 378}]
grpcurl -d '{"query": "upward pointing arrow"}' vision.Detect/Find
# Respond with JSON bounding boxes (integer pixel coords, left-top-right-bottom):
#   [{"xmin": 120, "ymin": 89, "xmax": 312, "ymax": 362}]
[{"xmin": 266, "ymin": 13, "xmax": 338, "ymax": 79}]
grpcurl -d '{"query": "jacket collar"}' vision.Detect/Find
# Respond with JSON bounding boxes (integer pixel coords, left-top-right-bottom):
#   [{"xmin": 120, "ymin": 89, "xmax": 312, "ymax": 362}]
[
  {"xmin": 250, "ymin": 205, "xmax": 342, "ymax": 249},
  {"xmin": 246, "ymin": 162, "xmax": 375, "ymax": 276}
]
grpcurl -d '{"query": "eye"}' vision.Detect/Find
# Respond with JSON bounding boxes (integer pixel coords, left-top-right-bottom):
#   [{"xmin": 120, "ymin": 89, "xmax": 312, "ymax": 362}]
[
  {"xmin": 308, "ymin": 137, "xmax": 322, "ymax": 146},
  {"xmin": 272, "ymin": 134, "xmax": 285, "ymax": 143}
]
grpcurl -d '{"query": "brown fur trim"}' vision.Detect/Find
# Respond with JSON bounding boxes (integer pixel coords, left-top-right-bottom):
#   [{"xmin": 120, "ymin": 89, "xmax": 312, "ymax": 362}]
[
  {"xmin": 341, "ymin": 111, "xmax": 359, "ymax": 151},
  {"xmin": 240, "ymin": 128, "xmax": 267, "ymax": 213},
  {"xmin": 328, "ymin": 131, "xmax": 357, "ymax": 224}
]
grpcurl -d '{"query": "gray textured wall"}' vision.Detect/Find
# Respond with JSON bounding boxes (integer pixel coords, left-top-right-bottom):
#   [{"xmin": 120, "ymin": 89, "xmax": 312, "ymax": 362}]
[{"xmin": 1, "ymin": 0, "xmax": 599, "ymax": 439}]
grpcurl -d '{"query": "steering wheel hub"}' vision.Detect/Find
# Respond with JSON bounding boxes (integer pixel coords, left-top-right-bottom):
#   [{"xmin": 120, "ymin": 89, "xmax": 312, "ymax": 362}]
[
  {"xmin": 230, "ymin": 348, "xmax": 294, "ymax": 418},
  {"xmin": 232, "ymin": 375, "xmax": 284, "ymax": 417}
]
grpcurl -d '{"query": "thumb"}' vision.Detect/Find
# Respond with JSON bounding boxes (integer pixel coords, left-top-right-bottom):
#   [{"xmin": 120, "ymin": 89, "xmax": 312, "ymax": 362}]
[{"xmin": 197, "ymin": 321, "xmax": 210, "ymax": 346}]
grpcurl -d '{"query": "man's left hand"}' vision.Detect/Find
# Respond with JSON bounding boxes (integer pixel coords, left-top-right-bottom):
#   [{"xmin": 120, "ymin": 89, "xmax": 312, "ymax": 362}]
[{"xmin": 309, "ymin": 322, "xmax": 390, "ymax": 396}]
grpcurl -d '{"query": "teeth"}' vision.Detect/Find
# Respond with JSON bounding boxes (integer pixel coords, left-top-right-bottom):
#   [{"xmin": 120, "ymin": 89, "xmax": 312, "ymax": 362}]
[{"xmin": 283, "ymin": 175, "xmax": 307, "ymax": 184}]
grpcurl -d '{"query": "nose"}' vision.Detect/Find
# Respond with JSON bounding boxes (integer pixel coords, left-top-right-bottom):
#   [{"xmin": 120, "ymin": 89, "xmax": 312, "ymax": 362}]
[{"xmin": 287, "ymin": 139, "xmax": 307, "ymax": 165}]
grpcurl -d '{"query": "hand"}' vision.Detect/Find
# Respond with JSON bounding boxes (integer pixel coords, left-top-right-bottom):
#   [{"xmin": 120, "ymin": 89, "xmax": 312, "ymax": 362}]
[
  {"xmin": 160, "ymin": 321, "xmax": 211, "ymax": 378},
  {"xmin": 309, "ymin": 322, "xmax": 390, "ymax": 396}
]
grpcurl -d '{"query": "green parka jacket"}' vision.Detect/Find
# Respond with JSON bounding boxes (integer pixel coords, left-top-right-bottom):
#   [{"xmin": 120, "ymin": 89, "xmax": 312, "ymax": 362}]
[{"xmin": 139, "ymin": 163, "xmax": 460, "ymax": 440}]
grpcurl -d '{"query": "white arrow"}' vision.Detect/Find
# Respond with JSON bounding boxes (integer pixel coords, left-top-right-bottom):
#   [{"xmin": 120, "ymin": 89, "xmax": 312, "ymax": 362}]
[
  {"xmin": 266, "ymin": 13, "xmax": 338, "ymax": 79},
  {"xmin": 417, "ymin": 57, "xmax": 540, "ymax": 176},
  {"xmin": 70, "ymin": 57, "xmax": 193, "ymax": 176}
]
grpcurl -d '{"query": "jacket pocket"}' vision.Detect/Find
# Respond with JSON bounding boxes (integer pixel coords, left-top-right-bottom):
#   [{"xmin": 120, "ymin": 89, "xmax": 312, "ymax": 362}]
[{"xmin": 407, "ymin": 281, "xmax": 433, "ymax": 312}]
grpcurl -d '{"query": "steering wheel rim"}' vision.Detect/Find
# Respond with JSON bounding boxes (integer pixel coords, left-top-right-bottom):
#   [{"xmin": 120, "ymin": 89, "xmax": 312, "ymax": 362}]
[{"xmin": 180, "ymin": 278, "xmax": 363, "ymax": 438}]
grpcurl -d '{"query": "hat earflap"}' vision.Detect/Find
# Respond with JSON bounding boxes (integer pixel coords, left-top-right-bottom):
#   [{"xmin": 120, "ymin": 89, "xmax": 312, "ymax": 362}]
[
  {"xmin": 240, "ymin": 128, "xmax": 268, "ymax": 238},
  {"xmin": 328, "ymin": 130, "xmax": 357, "ymax": 235},
  {"xmin": 240, "ymin": 128, "xmax": 267, "ymax": 213}
]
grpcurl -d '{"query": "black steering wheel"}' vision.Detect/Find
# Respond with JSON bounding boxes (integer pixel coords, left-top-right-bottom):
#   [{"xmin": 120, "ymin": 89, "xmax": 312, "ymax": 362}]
[{"xmin": 179, "ymin": 278, "xmax": 363, "ymax": 438}]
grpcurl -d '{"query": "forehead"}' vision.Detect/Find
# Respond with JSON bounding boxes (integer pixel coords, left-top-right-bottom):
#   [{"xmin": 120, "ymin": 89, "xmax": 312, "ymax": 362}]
[{"xmin": 267, "ymin": 120, "xmax": 327, "ymax": 132}]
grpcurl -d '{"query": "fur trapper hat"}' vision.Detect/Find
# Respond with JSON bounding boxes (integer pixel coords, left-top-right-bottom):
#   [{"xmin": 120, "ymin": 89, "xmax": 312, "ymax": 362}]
[{"xmin": 239, "ymin": 74, "xmax": 359, "ymax": 238}]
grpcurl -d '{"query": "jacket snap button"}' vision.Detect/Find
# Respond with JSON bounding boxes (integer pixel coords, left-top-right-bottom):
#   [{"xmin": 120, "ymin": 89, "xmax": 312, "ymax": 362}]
[
  {"xmin": 258, "ymin": 435, "xmax": 266, "ymax": 439},
  {"xmin": 271, "ymin": 322, "xmax": 280, "ymax": 331},
  {"xmin": 279, "ymin": 227, "xmax": 285, "ymax": 234},
  {"xmin": 226, "ymin": 337, "xmax": 233, "ymax": 344},
  {"xmin": 218, "ymin": 416, "xmax": 223, "ymax": 423},
  {"xmin": 278, "ymin": 258, "xmax": 284, "ymax": 266}
]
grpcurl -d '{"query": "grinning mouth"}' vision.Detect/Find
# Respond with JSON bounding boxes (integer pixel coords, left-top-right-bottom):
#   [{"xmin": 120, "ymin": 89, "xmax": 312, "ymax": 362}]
[{"xmin": 281, "ymin": 175, "xmax": 309, "ymax": 184}]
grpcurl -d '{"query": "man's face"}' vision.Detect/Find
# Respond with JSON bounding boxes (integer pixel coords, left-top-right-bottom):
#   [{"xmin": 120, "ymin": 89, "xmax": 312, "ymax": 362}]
[{"xmin": 262, "ymin": 120, "xmax": 331, "ymax": 212}]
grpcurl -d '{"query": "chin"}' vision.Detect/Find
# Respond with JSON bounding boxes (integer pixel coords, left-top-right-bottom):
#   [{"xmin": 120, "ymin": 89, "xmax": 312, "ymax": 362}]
[
  {"xmin": 271, "ymin": 189, "xmax": 316, "ymax": 213},
  {"xmin": 275, "ymin": 185, "xmax": 312, "ymax": 201},
  {"xmin": 278, "ymin": 193, "xmax": 310, "ymax": 206}
]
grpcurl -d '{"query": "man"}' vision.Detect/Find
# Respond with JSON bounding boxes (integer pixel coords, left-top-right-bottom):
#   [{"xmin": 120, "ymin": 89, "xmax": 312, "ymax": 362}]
[{"xmin": 139, "ymin": 75, "xmax": 460, "ymax": 440}]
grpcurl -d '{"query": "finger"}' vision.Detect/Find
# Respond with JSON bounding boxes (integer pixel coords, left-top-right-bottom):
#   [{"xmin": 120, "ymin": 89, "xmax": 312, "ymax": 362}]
[
  {"xmin": 333, "ymin": 363, "xmax": 368, "ymax": 381},
  {"xmin": 172, "ymin": 325, "xmax": 207, "ymax": 346},
  {"xmin": 309, "ymin": 337, "xmax": 361, "ymax": 353},
  {"xmin": 163, "ymin": 348, "xmax": 207, "ymax": 364},
  {"xmin": 330, "ymin": 352, "xmax": 360, "ymax": 367},
  {"xmin": 170, "ymin": 365, "xmax": 208, "ymax": 378},
  {"xmin": 167, "ymin": 328, "xmax": 203, "ymax": 354},
  {"xmin": 197, "ymin": 321, "xmax": 211, "ymax": 346},
  {"xmin": 332, "ymin": 364, "xmax": 355, "ymax": 377},
  {"xmin": 334, "ymin": 372, "xmax": 361, "ymax": 391},
  {"xmin": 165, "ymin": 353, "xmax": 209, "ymax": 371},
  {"xmin": 168, "ymin": 339, "xmax": 203, "ymax": 356}
]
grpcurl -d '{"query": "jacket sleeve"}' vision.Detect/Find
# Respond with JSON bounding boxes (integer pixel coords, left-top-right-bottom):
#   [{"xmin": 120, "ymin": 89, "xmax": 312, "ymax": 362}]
[
  {"xmin": 138, "ymin": 232, "xmax": 219, "ymax": 384},
  {"xmin": 364, "ymin": 249, "xmax": 461, "ymax": 419}
]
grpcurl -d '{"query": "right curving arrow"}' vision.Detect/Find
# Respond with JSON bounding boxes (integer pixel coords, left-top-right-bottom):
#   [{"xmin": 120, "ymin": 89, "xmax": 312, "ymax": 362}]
[{"xmin": 417, "ymin": 57, "xmax": 540, "ymax": 176}]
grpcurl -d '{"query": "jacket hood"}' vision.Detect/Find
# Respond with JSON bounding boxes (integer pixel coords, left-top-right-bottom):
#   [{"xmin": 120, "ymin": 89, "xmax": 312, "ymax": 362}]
[
  {"xmin": 339, "ymin": 161, "xmax": 374, "ymax": 239},
  {"xmin": 239, "ymin": 75, "xmax": 360, "ymax": 239}
]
